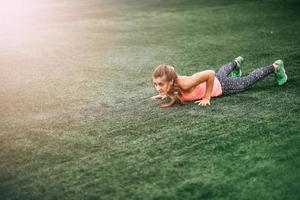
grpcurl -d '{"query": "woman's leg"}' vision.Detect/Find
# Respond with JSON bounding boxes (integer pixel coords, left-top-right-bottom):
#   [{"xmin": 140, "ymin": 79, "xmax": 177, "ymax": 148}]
[
  {"xmin": 216, "ymin": 57, "xmax": 243, "ymax": 79},
  {"xmin": 216, "ymin": 62, "xmax": 237, "ymax": 79},
  {"xmin": 220, "ymin": 65, "xmax": 274, "ymax": 95}
]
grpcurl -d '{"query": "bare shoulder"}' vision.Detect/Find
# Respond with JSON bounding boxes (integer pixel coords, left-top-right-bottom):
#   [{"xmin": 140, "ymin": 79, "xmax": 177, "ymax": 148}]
[
  {"xmin": 177, "ymin": 70, "xmax": 214, "ymax": 90},
  {"xmin": 177, "ymin": 75, "xmax": 193, "ymax": 90}
]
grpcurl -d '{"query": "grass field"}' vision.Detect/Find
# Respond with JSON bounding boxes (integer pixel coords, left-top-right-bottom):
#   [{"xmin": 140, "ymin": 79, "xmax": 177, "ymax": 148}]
[{"xmin": 0, "ymin": 0, "xmax": 300, "ymax": 199}]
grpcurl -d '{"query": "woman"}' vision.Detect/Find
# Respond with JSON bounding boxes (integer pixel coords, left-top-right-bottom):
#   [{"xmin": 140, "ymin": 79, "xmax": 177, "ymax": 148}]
[{"xmin": 151, "ymin": 56, "xmax": 288, "ymax": 108}]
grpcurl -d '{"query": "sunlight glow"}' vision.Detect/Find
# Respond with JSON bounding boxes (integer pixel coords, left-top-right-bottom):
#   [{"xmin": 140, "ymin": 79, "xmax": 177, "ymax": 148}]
[{"xmin": 0, "ymin": 0, "xmax": 47, "ymax": 33}]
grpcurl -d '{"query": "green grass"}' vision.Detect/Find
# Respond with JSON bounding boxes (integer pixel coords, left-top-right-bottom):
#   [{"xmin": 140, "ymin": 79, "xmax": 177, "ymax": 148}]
[{"xmin": 0, "ymin": 0, "xmax": 300, "ymax": 199}]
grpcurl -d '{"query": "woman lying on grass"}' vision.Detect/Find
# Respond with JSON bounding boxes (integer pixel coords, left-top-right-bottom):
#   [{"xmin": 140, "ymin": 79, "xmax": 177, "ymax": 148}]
[{"xmin": 151, "ymin": 56, "xmax": 287, "ymax": 108}]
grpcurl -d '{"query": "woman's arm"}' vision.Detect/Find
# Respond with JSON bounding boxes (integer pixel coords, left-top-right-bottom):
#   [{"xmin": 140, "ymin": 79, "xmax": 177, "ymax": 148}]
[
  {"xmin": 160, "ymin": 95, "xmax": 177, "ymax": 108},
  {"xmin": 179, "ymin": 70, "xmax": 215, "ymax": 106},
  {"xmin": 150, "ymin": 94, "xmax": 167, "ymax": 100},
  {"xmin": 159, "ymin": 94, "xmax": 184, "ymax": 108},
  {"xmin": 179, "ymin": 70, "xmax": 215, "ymax": 89},
  {"xmin": 180, "ymin": 70, "xmax": 215, "ymax": 97},
  {"xmin": 200, "ymin": 70, "xmax": 215, "ymax": 101}
]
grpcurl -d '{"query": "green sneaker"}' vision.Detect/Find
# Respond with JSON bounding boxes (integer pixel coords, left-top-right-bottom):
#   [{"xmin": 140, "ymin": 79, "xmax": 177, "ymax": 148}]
[
  {"xmin": 274, "ymin": 60, "xmax": 287, "ymax": 85},
  {"xmin": 230, "ymin": 56, "xmax": 244, "ymax": 78}
]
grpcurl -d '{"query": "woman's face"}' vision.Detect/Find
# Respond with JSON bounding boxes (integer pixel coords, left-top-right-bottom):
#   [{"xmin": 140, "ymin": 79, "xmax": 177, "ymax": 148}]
[{"xmin": 152, "ymin": 76, "xmax": 173, "ymax": 95}]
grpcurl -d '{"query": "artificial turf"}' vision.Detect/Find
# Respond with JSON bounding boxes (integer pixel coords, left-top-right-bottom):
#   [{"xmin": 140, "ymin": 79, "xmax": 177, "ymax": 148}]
[{"xmin": 0, "ymin": 0, "xmax": 300, "ymax": 199}]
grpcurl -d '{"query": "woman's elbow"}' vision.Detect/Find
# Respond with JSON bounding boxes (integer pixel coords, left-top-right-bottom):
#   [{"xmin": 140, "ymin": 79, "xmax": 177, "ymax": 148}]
[{"xmin": 208, "ymin": 70, "xmax": 215, "ymax": 78}]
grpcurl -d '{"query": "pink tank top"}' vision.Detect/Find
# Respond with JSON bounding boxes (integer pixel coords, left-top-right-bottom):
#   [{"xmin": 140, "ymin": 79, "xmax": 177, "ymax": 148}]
[{"xmin": 180, "ymin": 77, "xmax": 222, "ymax": 101}]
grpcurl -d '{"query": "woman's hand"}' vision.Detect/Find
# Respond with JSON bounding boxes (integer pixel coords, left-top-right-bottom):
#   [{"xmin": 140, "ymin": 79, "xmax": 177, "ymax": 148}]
[
  {"xmin": 150, "ymin": 94, "xmax": 167, "ymax": 100},
  {"xmin": 195, "ymin": 98, "xmax": 210, "ymax": 106},
  {"xmin": 159, "ymin": 97, "xmax": 176, "ymax": 108},
  {"xmin": 160, "ymin": 96, "xmax": 176, "ymax": 108}
]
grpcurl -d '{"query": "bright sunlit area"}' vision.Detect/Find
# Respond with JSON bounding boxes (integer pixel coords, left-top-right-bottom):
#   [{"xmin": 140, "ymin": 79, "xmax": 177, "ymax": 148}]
[{"xmin": 0, "ymin": 0, "xmax": 48, "ymax": 34}]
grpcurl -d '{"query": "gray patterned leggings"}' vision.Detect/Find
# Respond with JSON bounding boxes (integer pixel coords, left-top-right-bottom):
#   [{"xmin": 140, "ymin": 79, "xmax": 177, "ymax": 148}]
[{"xmin": 216, "ymin": 61, "xmax": 274, "ymax": 95}]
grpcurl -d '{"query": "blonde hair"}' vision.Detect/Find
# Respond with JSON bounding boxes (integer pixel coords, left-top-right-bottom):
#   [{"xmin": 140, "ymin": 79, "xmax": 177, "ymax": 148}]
[{"xmin": 152, "ymin": 64, "xmax": 177, "ymax": 82}]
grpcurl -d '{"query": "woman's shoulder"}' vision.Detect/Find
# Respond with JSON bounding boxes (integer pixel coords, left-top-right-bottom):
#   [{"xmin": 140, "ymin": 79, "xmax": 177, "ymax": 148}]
[
  {"xmin": 176, "ymin": 76, "xmax": 195, "ymax": 91},
  {"xmin": 177, "ymin": 75, "xmax": 191, "ymax": 83}
]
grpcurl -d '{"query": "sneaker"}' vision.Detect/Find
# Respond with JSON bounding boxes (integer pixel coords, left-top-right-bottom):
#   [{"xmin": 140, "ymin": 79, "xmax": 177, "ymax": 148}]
[
  {"xmin": 230, "ymin": 56, "xmax": 244, "ymax": 78},
  {"xmin": 274, "ymin": 60, "xmax": 287, "ymax": 85}
]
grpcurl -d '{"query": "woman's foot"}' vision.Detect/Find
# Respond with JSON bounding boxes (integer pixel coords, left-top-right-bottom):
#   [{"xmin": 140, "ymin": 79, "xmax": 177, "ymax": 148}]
[
  {"xmin": 230, "ymin": 56, "xmax": 244, "ymax": 78},
  {"xmin": 273, "ymin": 60, "xmax": 287, "ymax": 85}
]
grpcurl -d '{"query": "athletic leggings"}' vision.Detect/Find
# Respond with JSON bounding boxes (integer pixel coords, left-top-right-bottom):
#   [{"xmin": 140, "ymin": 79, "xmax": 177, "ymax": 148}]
[{"xmin": 216, "ymin": 61, "xmax": 274, "ymax": 95}]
